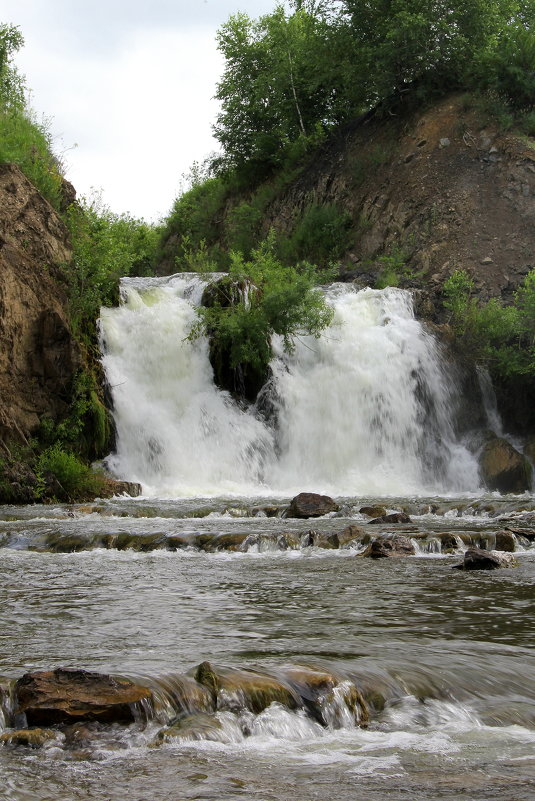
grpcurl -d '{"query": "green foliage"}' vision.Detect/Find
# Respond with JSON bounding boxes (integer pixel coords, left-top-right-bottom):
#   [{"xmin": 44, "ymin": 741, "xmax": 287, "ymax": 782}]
[
  {"xmin": 279, "ymin": 203, "xmax": 353, "ymax": 264},
  {"xmin": 225, "ymin": 201, "xmax": 263, "ymax": 256},
  {"xmin": 188, "ymin": 234, "xmax": 334, "ymax": 376},
  {"xmin": 0, "ymin": 24, "xmax": 64, "ymax": 208},
  {"xmin": 443, "ymin": 268, "xmax": 535, "ymax": 379},
  {"xmin": 36, "ymin": 444, "xmax": 105, "ymax": 501},
  {"xmin": 55, "ymin": 371, "xmax": 110, "ymax": 459},
  {"xmin": 65, "ymin": 195, "xmax": 159, "ymax": 337},
  {"xmin": 162, "ymin": 176, "xmax": 228, "ymax": 270}
]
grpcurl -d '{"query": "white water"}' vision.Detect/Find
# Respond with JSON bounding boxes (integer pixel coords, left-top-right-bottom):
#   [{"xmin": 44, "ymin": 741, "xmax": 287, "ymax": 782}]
[{"xmin": 100, "ymin": 275, "xmax": 480, "ymax": 497}]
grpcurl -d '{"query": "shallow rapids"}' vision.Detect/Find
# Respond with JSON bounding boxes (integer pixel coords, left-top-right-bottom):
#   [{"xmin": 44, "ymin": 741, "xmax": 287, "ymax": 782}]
[{"xmin": 1, "ymin": 497, "xmax": 535, "ymax": 800}]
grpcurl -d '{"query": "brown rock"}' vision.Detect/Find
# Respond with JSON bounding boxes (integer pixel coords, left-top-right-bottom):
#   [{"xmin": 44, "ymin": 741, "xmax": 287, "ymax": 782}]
[
  {"xmin": 285, "ymin": 492, "xmax": 339, "ymax": 519},
  {"xmin": 98, "ymin": 479, "xmax": 142, "ymax": 498},
  {"xmin": 369, "ymin": 512, "xmax": 412, "ymax": 524},
  {"xmin": 337, "ymin": 524, "xmax": 366, "ymax": 546},
  {"xmin": 479, "ymin": 436, "xmax": 532, "ymax": 493},
  {"xmin": 453, "ymin": 547, "xmax": 514, "ymax": 570},
  {"xmin": 14, "ymin": 668, "xmax": 152, "ymax": 725},
  {"xmin": 0, "ymin": 728, "xmax": 61, "ymax": 748},
  {"xmin": 0, "ymin": 163, "xmax": 79, "ymax": 450},
  {"xmin": 361, "ymin": 535, "xmax": 416, "ymax": 558},
  {"xmin": 494, "ymin": 530, "xmax": 516, "ymax": 552},
  {"xmin": 359, "ymin": 506, "xmax": 387, "ymax": 518},
  {"xmin": 193, "ymin": 662, "xmax": 299, "ymax": 714}
]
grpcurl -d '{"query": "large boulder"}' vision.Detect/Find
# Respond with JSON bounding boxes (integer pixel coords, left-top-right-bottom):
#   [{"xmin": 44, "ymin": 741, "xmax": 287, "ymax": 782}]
[
  {"xmin": 285, "ymin": 492, "xmax": 339, "ymax": 519},
  {"xmin": 14, "ymin": 668, "xmax": 152, "ymax": 726},
  {"xmin": 479, "ymin": 436, "xmax": 532, "ymax": 493},
  {"xmin": 361, "ymin": 535, "xmax": 416, "ymax": 558}
]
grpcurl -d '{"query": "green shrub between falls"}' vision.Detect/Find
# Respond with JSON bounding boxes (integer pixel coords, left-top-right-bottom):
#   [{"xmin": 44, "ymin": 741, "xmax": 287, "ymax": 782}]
[{"xmin": 187, "ymin": 234, "xmax": 335, "ymax": 401}]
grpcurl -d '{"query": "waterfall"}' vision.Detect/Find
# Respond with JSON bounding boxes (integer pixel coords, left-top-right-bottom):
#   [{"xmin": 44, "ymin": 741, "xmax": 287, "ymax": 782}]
[{"xmin": 99, "ymin": 275, "xmax": 480, "ymax": 497}]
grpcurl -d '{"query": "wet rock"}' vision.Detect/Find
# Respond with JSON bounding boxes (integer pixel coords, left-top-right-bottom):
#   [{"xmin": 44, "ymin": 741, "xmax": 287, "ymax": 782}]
[
  {"xmin": 98, "ymin": 479, "xmax": 142, "ymax": 498},
  {"xmin": 479, "ymin": 436, "xmax": 532, "ymax": 493},
  {"xmin": 369, "ymin": 512, "xmax": 412, "ymax": 524},
  {"xmin": 505, "ymin": 526, "xmax": 535, "ymax": 542},
  {"xmin": 524, "ymin": 436, "xmax": 535, "ymax": 465},
  {"xmin": 211, "ymin": 533, "xmax": 249, "ymax": 551},
  {"xmin": 494, "ymin": 530, "xmax": 517, "ymax": 552},
  {"xmin": 453, "ymin": 547, "xmax": 515, "ymax": 570},
  {"xmin": 14, "ymin": 668, "xmax": 152, "ymax": 725},
  {"xmin": 279, "ymin": 666, "xmax": 368, "ymax": 729},
  {"xmin": 285, "ymin": 493, "xmax": 339, "ymax": 519},
  {"xmin": 252, "ymin": 506, "xmax": 282, "ymax": 518},
  {"xmin": 0, "ymin": 728, "xmax": 61, "ymax": 748},
  {"xmin": 337, "ymin": 524, "xmax": 366, "ymax": 547},
  {"xmin": 361, "ymin": 535, "xmax": 416, "ymax": 558},
  {"xmin": 309, "ymin": 530, "xmax": 340, "ymax": 549},
  {"xmin": 359, "ymin": 505, "xmax": 387, "ymax": 518},
  {"xmin": 438, "ymin": 532, "xmax": 461, "ymax": 551},
  {"xmin": 153, "ymin": 713, "xmax": 223, "ymax": 744},
  {"xmin": 165, "ymin": 535, "xmax": 193, "ymax": 550},
  {"xmin": 193, "ymin": 662, "xmax": 299, "ymax": 714}
]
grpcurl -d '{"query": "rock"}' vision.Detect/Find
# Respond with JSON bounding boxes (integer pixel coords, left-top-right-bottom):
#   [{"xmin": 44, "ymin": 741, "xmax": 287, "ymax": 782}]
[
  {"xmin": 369, "ymin": 512, "xmax": 412, "ymax": 524},
  {"xmin": 524, "ymin": 436, "xmax": 535, "ymax": 465},
  {"xmin": 279, "ymin": 666, "xmax": 368, "ymax": 729},
  {"xmin": 439, "ymin": 137, "xmax": 450, "ymax": 147},
  {"xmin": 193, "ymin": 662, "xmax": 299, "ymax": 714},
  {"xmin": 494, "ymin": 530, "xmax": 516, "ymax": 552},
  {"xmin": 480, "ymin": 257, "xmax": 494, "ymax": 264},
  {"xmin": 285, "ymin": 493, "xmax": 339, "ymax": 518},
  {"xmin": 361, "ymin": 535, "xmax": 416, "ymax": 558},
  {"xmin": 479, "ymin": 436, "xmax": 532, "ymax": 493},
  {"xmin": 153, "ymin": 713, "xmax": 223, "ymax": 744},
  {"xmin": 309, "ymin": 530, "xmax": 340, "ymax": 549},
  {"xmin": 359, "ymin": 505, "xmax": 387, "ymax": 518},
  {"xmin": 438, "ymin": 532, "xmax": 461, "ymax": 551},
  {"xmin": 211, "ymin": 533, "xmax": 249, "ymax": 551},
  {"xmin": 0, "ymin": 728, "xmax": 61, "ymax": 748},
  {"xmin": 0, "ymin": 164, "xmax": 80, "ymax": 452},
  {"xmin": 337, "ymin": 524, "xmax": 366, "ymax": 547},
  {"xmin": 453, "ymin": 547, "xmax": 515, "ymax": 570},
  {"xmin": 98, "ymin": 479, "xmax": 142, "ymax": 498},
  {"xmin": 14, "ymin": 668, "xmax": 152, "ymax": 725}
]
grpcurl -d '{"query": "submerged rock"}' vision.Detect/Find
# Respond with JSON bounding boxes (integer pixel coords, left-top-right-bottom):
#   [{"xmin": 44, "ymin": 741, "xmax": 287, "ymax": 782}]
[
  {"xmin": 359, "ymin": 505, "xmax": 387, "ymax": 518},
  {"xmin": 193, "ymin": 662, "xmax": 299, "ymax": 714},
  {"xmin": 369, "ymin": 512, "xmax": 412, "ymax": 524},
  {"xmin": 278, "ymin": 666, "xmax": 369, "ymax": 729},
  {"xmin": 153, "ymin": 713, "xmax": 223, "ymax": 744},
  {"xmin": 453, "ymin": 547, "xmax": 516, "ymax": 570},
  {"xmin": 285, "ymin": 493, "xmax": 339, "ymax": 519},
  {"xmin": 361, "ymin": 535, "xmax": 416, "ymax": 558},
  {"xmin": 479, "ymin": 436, "xmax": 532, "ymax": 493},
  {"xmin": 14, "ymin": 668, "xmax": 152, "ymax": 726},
  {"xmin": 0, "ymin": 728, "xmax": 61, "ymax": 748}
]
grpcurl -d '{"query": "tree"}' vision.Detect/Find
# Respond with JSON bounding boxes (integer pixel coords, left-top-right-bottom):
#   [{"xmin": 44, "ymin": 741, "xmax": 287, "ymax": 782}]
[{"xmin": 0, "ymin": 23, "xmax": 24, "ymax": 108}]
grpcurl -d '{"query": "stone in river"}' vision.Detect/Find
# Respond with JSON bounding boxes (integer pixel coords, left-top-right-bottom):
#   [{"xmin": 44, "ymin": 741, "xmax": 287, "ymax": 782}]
[
  {"xmin": 479, "ymin": 436, "xmax": 532, "ymax": 493},
  {"xmin": 369, "ymin": 512, "xmax": 412, "ymax": 524},
  {"xmin": 453, "ymin": 547, "xmax": 516, "ymax": 570},
  {"xmin": 14, "ymin": 668, "xmax": 152, "ymax": 726},
  {"xmin": 361, "ymin": 535, "xmax": 416, "ymax": 558},
  {"xmin": 284, "ymin": 492, "xmax": 339, "ymax": 518}
]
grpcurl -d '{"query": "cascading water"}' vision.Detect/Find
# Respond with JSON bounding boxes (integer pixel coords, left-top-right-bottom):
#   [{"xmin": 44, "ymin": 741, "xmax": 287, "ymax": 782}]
[{"xmin": 99, "ymin": 274, "xmax": 480, "ymax": 496}]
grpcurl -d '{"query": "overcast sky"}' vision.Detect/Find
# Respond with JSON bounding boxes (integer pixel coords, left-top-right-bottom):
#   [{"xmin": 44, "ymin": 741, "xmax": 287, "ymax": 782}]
[{"xmin": 3, "ymin": 1, "xmax": 278, "ymax": 221}]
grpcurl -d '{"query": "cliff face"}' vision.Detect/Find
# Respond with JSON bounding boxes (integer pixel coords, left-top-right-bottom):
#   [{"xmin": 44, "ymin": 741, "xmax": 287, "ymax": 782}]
[
  {"xmin": 0, "ymin": 163, "xmax": 79, "ymax": 451},
  {"xmin": 252, "ymin": 95, "xmax": 535, "ymax": 303}
]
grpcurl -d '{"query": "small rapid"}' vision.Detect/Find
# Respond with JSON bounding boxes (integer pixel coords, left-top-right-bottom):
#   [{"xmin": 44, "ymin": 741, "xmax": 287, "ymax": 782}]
[{"xmin": 100, "ymin": 275, "xmax": 480, "ymax": 497}]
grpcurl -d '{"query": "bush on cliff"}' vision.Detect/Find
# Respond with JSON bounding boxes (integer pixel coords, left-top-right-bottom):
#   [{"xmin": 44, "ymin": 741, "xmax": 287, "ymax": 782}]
[{"xmin": 187, "ymin": 234, "xmax": 334, "ymax": 400}]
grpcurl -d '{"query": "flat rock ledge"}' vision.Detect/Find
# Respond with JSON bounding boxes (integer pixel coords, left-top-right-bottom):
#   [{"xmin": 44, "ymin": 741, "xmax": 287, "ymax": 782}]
[{"xmin": 14, "ymin": 668, "xmax": 151, "ymax": 725}]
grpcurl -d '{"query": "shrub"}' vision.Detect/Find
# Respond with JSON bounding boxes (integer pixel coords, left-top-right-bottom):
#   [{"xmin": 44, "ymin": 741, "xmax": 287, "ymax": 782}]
[{"xmin": 36, "ymin": 445, "xmax": 105, "ymax": 501}]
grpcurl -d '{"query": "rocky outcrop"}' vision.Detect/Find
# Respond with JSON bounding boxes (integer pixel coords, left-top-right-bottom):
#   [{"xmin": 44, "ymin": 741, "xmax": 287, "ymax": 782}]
[
  {"xmin": 14, "ymin": 668, "xmax": 151, "ymax": 725},
  {"xmin": 479, "ymin": 436, "xmax": 532, "ymax": 493},
  {"xmin": 0, "ymin": 163, "xmax": 78, "ymax": 451},
  {"xmin": 285, "ymin": 492, "xmax": 339, "ymax": 518}
]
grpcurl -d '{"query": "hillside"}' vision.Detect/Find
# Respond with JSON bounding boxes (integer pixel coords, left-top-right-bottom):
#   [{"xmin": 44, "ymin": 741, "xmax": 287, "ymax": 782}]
[{"xmin": 161, "ymin": 94, "xmax": 535, "ymax": 306}]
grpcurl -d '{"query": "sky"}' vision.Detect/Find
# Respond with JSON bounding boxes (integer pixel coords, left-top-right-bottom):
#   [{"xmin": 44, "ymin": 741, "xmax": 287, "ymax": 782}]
[{"xmin": 2, "ymin": 1, "xmax": 277, "ymax": 221}]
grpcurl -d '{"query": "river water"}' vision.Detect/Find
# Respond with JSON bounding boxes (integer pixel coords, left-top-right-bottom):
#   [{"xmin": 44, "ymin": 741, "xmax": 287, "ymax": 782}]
[
  {"xmin": 2, "ymin": 278, "xmax": 535, "ymax": 799},
  {"xmin": 1, "ymin": 495, "xmax": 535, "ymax": 801}
]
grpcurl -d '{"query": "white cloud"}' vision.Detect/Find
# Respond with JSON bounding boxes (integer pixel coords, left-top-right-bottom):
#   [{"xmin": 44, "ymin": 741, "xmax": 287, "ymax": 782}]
[{"xmin": 3, "ymin": 0, "xmax": 277, "ymax": 220}]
